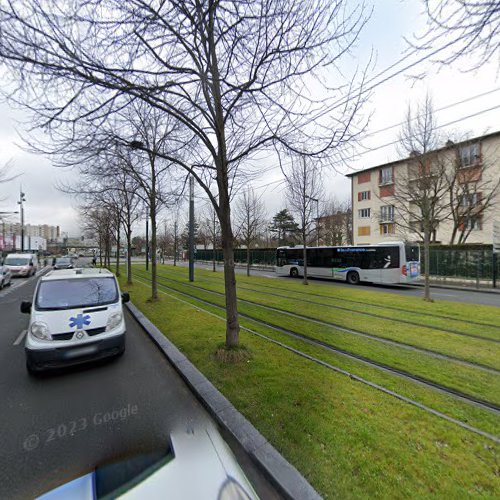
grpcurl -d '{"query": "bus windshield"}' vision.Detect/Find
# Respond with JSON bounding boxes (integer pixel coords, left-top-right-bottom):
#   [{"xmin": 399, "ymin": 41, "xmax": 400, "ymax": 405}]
[{"xmin": 405, "ymin": 244, "xmax": 420, "ymax": 262}]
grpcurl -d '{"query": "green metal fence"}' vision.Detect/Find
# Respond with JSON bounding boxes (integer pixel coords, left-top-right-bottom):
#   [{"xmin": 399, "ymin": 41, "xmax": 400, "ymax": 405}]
[
  {"xmin": 423, "ymin": 245, "xmax": 499, "ymax": 283},
  {"xmin": 195, "ymin": 248, "xmax": 277, "ymax": 266}
]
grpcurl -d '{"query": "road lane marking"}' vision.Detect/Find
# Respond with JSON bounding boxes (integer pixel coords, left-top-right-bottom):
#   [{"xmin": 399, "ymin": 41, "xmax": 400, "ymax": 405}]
[
  {"xmin": 14, "ymin": 330, "xmax": 27, "ymax": 346},
  {"xmin": 433, "ymin": 292, "xmax": 456, "ymax": 297}
]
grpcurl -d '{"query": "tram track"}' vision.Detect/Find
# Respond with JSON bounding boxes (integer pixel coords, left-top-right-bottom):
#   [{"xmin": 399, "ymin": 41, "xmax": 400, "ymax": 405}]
[
  {"xmin": 132, "ymin": 273, "xmax": 500, "ymax": 444},
  {"xmin": 134, "ymin": 270, "xmax": 500, "ymax": 415},
  {"xmin": 142, "ymin": 271, "xmax": 500, "ymax": 374},
  {"xmin": 192, "ymin": 270, "xmax": 500, "ymax": 332}
]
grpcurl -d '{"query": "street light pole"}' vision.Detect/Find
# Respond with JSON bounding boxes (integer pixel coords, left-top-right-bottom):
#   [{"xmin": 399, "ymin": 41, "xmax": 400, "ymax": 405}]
[
  {"xmin": 18, "ymin": 189, "xmax": 26, "ymax": 252},
  {"xmin": 305, "ymin": 195, "xmax": 320, "ymax": 246},
  {"xmin": 145, "ymin": 212, "xmax": 149, "ymax": 271}
]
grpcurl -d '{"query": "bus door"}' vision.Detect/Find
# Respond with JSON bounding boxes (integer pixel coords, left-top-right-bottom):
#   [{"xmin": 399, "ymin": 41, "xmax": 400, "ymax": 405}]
[{"xmin": 307, "ymin": 248, "xmax": 334, "ymax": 278}]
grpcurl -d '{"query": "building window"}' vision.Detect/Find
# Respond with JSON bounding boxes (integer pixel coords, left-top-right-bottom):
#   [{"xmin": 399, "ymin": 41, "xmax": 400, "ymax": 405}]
[
  {"xmin": 358, "ymin": 190, "xmax": 371, "ymax": 201},
  {"xmin": 461, "ymin": 217, "xmax": 482, "ymax": 231},
  {"xmin": 379, "ymin": 166, "xmax": 393, "ymax": 185},
  {"xmin": 358, "ymin": 208, "xmax": 371, "ymax": 219},
  {"xmin": 380, "ymin": 205, "xmax": 394, "ymax": 222},
  {"xmin": 358, "ymin": 172, "xmax": 371, "ymax": 184},
  {"xmin": 358, "ymin": 226, "xmax": 371, "ymax": 236},
  {"xmin": 459, "ymin": 192, "xmax": 481, "ymax": 207},
  {"xmin": 459, "ymin": 143, "xmax": 480, "ymax": 168},
  {"xmin": 380, "ymin": 224, "xmax": 395, "ymax": 235}
]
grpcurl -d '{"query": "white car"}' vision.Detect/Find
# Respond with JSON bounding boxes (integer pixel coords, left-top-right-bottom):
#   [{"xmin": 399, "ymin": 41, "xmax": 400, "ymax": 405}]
[
  {"xmin": 21, "ymin": 268, "xmax": 128, "ymax": 373},
  {"xmin": 37, "ymin": 425, "xmax": 258, "ymax": 500},
  {"xmin": 0, "ymin": 264, "xmax": 12, "ymax": 289}
]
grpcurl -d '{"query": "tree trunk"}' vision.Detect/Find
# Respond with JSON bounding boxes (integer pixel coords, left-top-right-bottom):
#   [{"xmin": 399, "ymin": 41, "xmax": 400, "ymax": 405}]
[
  {"xmin": 302, "ymin": 228, "xmax": 308, "ymax": 285},
  {"xmin": 173, "ymin": 222, "xmax": 178, "ymax": 267},
  {"xmin": 423, "ymin": 228, "xmax": 431, "ymax": 301},
  {"xmin": 115, "ymin": 226, "xmax": 120, "ymax": 277},
  {"xmin": 246, "ymin": 245, "xmax": 250, "ymax": 277},
  {"xmin": 126, "ymin": 226, "xmax": 132, "ymax": 285},
  {"xmin": 212, "ymin": 216, "xmax": 216, "ymax": 272},
  {"xmin": 150, "ymin": 203, "xmax": 158, "ymax": 301},
  {"xmin": 221, "ymin": 209, "xmax": 240, "ymax": 347}
]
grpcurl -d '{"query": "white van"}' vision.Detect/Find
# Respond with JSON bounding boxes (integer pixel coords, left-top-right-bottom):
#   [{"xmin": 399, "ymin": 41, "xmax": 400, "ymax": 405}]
[
  {"xmin": 21, "ymin": 268, "xmax": 128, "ymax": 373},
  {"xmin": 4, "ymin": 253, "xmax": 38, "ymax": 277}
]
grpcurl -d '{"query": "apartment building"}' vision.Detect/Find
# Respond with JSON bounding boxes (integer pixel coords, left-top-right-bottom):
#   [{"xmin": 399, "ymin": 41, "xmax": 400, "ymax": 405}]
[
  {"xmin": 1, "ymin": 223, "xmax": 60, "ymax": 241},
  {"xmin": 346, "ymin": 131, "xmax": 500, "ymax": 245}
]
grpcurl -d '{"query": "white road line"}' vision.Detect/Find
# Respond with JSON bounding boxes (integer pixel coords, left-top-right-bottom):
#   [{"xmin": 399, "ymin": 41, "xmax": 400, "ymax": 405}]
[
  {"xmin": 433, "ymin": 292, "xmax": 456, "ymax": 297},
  {"xmin": 13, "ymin": 330, "xmax": 27, "ymax": 346}
]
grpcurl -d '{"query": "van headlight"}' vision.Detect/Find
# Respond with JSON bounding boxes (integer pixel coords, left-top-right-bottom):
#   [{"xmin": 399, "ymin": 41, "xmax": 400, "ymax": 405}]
[
  {"xmin": 30, "ymin": 322, "xmax": 51, "ymax": 340},
  {"xmin": 106, "ymin": 312, "xmax": 123, "ymax": 332}
]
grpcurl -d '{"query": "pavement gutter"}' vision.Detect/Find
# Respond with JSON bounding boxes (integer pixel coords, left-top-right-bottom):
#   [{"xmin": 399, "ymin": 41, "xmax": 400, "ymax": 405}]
[{"xmin": 125, "ymin": 301, "xmax": 321, "ymax": 500}]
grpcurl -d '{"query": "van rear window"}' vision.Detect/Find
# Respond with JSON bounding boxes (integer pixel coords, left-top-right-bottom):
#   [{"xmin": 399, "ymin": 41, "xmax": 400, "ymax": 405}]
[{"xmin": 36, "ymin": 278, "xmax": 118, "ymax": 310}]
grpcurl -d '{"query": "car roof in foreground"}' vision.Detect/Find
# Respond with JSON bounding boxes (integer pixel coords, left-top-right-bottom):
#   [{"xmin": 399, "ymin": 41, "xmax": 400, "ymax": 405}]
[{"xmin": 42, "ymin": 268, "xmax": 115, "ymax": 281}]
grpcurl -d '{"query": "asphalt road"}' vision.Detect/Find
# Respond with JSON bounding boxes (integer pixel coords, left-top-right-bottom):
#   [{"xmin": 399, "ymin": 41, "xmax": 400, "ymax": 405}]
[
  {"xmin": 0, "ymin": 270, "xmax": 278, "ymax": 499},
  {"xmin": 161, "ymin": 260, "xmax": 499, "ymax": 307}
]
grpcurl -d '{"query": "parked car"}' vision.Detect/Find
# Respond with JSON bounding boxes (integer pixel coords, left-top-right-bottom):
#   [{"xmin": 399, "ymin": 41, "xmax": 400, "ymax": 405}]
[
  {"xmin": 21, "ymin": 268, "xmax": 128, "ymax": 373},
  {"xmin": 3, "ymin": 253, "xmax": 38, "ymax": 277},
  {"xmin": 36, "ymin": 424, "xmax": 258, "ymax": 499},
  {"xmin": 0, "ymin": 263, "xmax": 12, "ymax": 289},
  {"xmin": 53, "ymin": 257, "xmax": 74, "ymax": 270}
]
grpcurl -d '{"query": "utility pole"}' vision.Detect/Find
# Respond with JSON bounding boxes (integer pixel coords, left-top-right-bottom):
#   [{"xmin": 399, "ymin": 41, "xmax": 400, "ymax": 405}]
[
  {"xmin": 17, "ymin": 189, "xmax": 26, "ymax": 252},
  {"xmin": 145, "ymin": 213, "xmax": 149, "ymax": 271},
  {"xmin": 189, "ymin": 176, "xmax": 195, "ymax": 282},
  {"xmin": 305, "ymin": 195, "xmax": 320, "ymax": 246}
]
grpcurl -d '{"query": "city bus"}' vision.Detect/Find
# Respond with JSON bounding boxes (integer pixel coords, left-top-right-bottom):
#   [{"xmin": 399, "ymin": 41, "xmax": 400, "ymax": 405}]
[{"xmin": 275, "ymin": 241, "xmax": 420, "ymax": 285}]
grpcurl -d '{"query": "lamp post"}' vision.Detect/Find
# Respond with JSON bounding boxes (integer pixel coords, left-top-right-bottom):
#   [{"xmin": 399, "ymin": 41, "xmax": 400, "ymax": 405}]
[
  {"xmin": 17, "ymin": 189, "xmax": 26, "ymax": 252},
  {"xmin": 145, "ymin": 211, "xmax": 149, "ymax": 271},
  {"xmin": 305, "ymin": 195, "xmax": 320, "ymax": 246}
]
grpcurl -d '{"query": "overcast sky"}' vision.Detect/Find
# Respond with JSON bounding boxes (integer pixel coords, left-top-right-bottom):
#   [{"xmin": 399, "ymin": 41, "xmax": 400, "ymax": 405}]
[{"xmin": 0, "ymin": 0, "xmax": 499, "ymax": 237}]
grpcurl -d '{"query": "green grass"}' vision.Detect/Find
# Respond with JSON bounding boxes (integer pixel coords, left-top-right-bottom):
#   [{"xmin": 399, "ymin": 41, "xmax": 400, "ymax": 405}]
[
  {"xmin": 132, "ymin": 268, "xmax": 500, "ymax": 407},
  {"xmin": 119, "ymin": 266, "xmax": 500, "ymax": 498}
]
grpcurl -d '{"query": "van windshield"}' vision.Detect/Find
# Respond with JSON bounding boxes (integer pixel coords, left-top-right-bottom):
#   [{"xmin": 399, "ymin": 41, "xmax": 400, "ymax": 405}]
[
  {"xmin": 36, "ymin": 277, "xmax": 118, "ymax": 310},
  {"xmin": 5, "ymin": 257, "xmax": 30, "ymax": 266}
]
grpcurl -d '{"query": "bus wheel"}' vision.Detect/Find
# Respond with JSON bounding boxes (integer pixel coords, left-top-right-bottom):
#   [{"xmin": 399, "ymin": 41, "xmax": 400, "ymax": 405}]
[
  {"xmin": 346, "ymin": 271, "xmax": 360, "ymax": 285},
  {"xmin": 290, "ymin": 267, "xmax": 299, "ymax": 278}
]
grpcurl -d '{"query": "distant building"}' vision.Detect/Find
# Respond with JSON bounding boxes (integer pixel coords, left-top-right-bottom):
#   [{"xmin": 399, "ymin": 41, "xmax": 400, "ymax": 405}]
[
  {"xmin": 1, "ymin": 223, "xmax": 60, "ymax": 242},
  {"xmin": 346, "ymin": 131, "xmax": 500, "ymax": 245}
]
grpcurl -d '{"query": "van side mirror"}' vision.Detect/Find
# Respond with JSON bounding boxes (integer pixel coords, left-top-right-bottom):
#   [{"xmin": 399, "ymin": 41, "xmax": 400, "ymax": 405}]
[
  {"xmin": 121, "ymin": 292, "xmax": 130, "ymax": 304},
  {"xmin": 20, "ymin": 301, "xmax": 32, "ymax": 314}
]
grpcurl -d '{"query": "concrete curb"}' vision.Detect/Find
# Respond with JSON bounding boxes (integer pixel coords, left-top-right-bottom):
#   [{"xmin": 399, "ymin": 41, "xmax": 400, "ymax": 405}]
[
  {"xmin": 125, "ymin": 301, "xmax": 321, "ymax": 500},
  {"xmin": 408, "ymin": 282, "xmax": 500, "ymax": 294}
]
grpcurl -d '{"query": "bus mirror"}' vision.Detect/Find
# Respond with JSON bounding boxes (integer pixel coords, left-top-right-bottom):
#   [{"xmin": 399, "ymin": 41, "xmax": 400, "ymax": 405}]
[{"xmin": 121, "ymin": 292, "xmax": 130, "ymax": 304}]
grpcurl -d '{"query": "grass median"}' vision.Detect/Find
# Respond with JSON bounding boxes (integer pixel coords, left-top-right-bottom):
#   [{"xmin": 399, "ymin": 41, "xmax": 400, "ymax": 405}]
[{"xmin": 118, "ymin": 266, "xmax": 500, "ymax": 498}]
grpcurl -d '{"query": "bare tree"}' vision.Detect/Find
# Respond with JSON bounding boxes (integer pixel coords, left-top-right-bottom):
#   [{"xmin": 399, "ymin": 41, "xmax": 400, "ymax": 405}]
[
  {"xmin": 234, "ymin": 189, "xmax": 266, "ymax": 276},
  {"xmin": 447, "ymin": 140, "xmax": 500, "ymax": 244},
  {"xmin": 412, "ymin": 1, "xmax": 500, "ymax": 70},
  {"xmin": 200, "ymin": 204, "xmax": 221, "ymax": 272},
  {"xmin": 0, "ymin": 0, "xmax": 370, "ymax": 349},
  {"xmin": 391, "ymin": 97, "xmax": 451, "ymax": 301},
  {"xmin": 320, "ymin": 197, "xmax": 352, "ymax": 246},
  {"xmin": 285, "ymin": 155, "xmax": 324, "ymax": 284}
]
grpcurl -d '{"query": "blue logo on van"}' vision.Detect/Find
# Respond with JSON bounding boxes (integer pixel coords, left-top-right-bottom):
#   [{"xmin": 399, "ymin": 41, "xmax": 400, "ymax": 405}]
[{"xmin": 69, "ymin": 314, "xmax": 91, "ymax": 329}]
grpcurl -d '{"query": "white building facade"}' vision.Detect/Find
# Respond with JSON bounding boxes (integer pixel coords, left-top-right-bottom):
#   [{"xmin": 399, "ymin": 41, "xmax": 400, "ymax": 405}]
[{"xmin": 347, "ymin": 131, "xmax": 500, "ymax": 246}]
